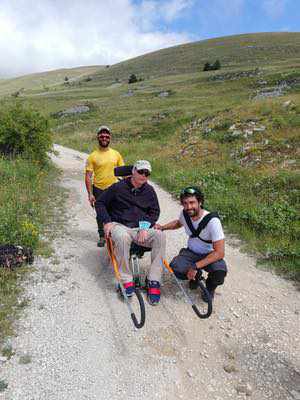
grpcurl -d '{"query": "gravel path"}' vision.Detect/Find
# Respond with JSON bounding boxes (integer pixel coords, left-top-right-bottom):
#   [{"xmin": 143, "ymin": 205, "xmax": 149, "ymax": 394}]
[{"xmin": 1, "ymin": 144, "xmax": 299, "ymax": 400}]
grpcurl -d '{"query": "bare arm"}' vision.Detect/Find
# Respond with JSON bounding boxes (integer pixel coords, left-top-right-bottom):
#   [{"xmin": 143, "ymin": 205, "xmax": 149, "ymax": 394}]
[
  {"xmin": 85, "ymin": 171, "xmax": 95, "ymax": 207},
  {"xmin": 155, "ymin": 219, "xmax": 182, "ymax": 231},
  {"xmin": 196, "ymin": 239, "xmax": 225, "ymax": 269},
  {"xmin": 187, "ymin": 239, "xmax": 225, "ymax": 280}
]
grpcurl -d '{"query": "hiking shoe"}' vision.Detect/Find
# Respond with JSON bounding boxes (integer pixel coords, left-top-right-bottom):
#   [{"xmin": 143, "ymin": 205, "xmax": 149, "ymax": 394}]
[
  {"xmin": 201, "ymin": 289, "xmax": 215, "ymax": 303},
  {"xmin": 97, "ymin": 237, "xmax": 106, "ymax": 247},
  {"xmin": 118, "ymin": 281, "xmax": 135, "ymax": 298},
  {"xmin": 146, "ymin": 278, "xmax": 161, "ymax": 306}
]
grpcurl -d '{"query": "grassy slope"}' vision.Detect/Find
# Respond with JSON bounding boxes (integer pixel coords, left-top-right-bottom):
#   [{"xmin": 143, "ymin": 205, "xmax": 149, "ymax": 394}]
[
  {"xmin": 0, "ymin": 65, "xmax": 104, "ymax": 97},
  {"xmin": 2, "ymin": 32, "xmax": 299, "ymax": 278},
  {"xmin": 87, "ymin": 32, "xmax": 300, "ymax": 84}
]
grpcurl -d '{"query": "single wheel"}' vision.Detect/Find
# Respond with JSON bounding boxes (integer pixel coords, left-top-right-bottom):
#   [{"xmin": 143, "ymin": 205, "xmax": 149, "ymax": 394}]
[
  {"xmin": 191, "ymin": 280, "xmax": 213, "ymax": 319},
  {"xmin": 130, "ymin": 288, "xmax": 146, "ymax": 328}
]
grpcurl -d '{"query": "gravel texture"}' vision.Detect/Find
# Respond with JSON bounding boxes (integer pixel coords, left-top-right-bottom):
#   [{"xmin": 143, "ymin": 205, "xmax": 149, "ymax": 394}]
[{"xmin": 1, "ymin": 144, "xmax": 299, "ymax": 400}]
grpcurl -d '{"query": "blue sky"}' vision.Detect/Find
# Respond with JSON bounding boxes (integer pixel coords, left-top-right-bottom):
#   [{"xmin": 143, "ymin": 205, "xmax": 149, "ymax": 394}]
[
  {"xmin": 0, "ymin": 0, "xmax": 299, "ymax": 77},
  {"xmin": 153, "ymin": 0, "xmax": 300, "ymax": 39}
]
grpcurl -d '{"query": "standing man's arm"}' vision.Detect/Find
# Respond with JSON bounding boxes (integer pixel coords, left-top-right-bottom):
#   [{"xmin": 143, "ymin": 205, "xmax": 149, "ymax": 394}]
[
  {"xmin": 85, "ymin": 171, "xmax": 96, "ymax": 207},
  {"xmin": 85, "ymin": 155, "xmax": 96, "ymax": 207}
]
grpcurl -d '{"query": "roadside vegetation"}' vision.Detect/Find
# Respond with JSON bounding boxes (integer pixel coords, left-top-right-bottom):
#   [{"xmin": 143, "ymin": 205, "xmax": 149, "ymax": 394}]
[
  {"xmin": 0, "ymin": 102, "xmax": 65, "ymax": 341},
  {"xmin": 1, "ymin": 32, "xmax": 299, "ymax": 281}
]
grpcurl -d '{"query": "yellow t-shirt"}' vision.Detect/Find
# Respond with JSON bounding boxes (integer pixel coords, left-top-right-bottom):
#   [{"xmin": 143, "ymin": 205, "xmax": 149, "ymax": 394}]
[{"xmin": 85, "ymin": 147, "xmax": 124, "ymax": 189}]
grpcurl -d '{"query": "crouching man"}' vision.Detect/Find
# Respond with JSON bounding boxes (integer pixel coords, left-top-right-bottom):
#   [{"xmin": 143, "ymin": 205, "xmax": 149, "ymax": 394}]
[
  {"xmin": 95, "ymin": 160, "xmax": 166, "ymax": 306},
  {"xmin": 155, "ymin": 186, "xmax": 227, "ymax": 302}
]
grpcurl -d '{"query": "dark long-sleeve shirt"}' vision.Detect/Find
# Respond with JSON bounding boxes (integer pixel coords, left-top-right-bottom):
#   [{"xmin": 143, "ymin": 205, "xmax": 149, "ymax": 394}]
[{"xmin": 95, "ymin": 178, "xmax": 160, "ymax": 228}]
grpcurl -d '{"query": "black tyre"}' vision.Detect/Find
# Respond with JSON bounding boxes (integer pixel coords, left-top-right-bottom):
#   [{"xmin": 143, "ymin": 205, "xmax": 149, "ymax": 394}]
[
  {"xmin": 130, "ymin": 288, "xmax": 146, "ymax": 328},
  {"xmin": 191, "ymin": 280, "xmax": 213, "ymax": 319}
]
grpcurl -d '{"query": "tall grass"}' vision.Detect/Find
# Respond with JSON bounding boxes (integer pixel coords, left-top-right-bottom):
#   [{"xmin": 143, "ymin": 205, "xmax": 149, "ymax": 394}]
[{"xmin": 0, "ymin": 157, "xmax": 63, "ymax": 341}]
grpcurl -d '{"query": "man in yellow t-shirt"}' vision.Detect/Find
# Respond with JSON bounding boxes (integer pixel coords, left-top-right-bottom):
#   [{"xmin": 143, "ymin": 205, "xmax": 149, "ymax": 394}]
[{"xmin": 85, "ymin": 125, "xmax": 124, "ymax": 246}]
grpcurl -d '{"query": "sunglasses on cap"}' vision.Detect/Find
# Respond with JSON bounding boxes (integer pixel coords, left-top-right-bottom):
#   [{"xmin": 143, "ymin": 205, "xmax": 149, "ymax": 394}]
[
  {"xmin": 136, "ymin": 169, "xmax": 151, "ymax": 177},
  {"xmin": 180, "ymin": 187, "xmax": 201, "ymax": 196}
]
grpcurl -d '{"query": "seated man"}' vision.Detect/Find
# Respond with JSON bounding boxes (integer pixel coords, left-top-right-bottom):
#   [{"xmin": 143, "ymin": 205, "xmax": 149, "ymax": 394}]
[
  {"xmin": 95, "ymin": 160, "xmax": 166, "ymax": 306},
  {"xmin": 155, "ymin": 186, "xmax": 227, "ymax": 302}
]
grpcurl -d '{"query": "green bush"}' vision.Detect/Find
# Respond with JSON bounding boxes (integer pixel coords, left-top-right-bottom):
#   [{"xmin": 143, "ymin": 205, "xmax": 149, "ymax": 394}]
[
  {"xmin": 128, "ymin": 74, "xmax": 138, "ymax": 84},
  {"xmin": 0, "ymin": 102, "xmax": 52, "ymax": 164}
]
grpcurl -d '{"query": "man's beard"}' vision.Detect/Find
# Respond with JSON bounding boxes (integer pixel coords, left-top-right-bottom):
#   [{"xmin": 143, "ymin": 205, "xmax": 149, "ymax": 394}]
[
  {"xmin": 98, "ymin": 139, "xmax": 110, "ymax": 148},
  {"xmin": 186, "ymin": 208, "xmax": 200, "ymax": 218}
]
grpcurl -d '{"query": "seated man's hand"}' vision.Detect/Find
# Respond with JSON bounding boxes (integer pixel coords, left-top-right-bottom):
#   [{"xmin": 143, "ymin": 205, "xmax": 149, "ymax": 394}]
[
  {"xmin": 104, "ymin": 222, "xmax": 114, "ymax": 238},
  {"xmin": 187, "ymin": 268, "xmax": 198, "ymax": 281},
  {"xmin": 135, "ymin": 229, "xmax": 149, "ymax": 245}
]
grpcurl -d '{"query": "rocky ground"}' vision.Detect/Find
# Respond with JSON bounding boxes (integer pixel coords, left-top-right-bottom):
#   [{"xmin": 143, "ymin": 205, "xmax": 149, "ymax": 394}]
[{"xmin": 0, "ymin": 145, "xmax": 299, "ymax": 400}]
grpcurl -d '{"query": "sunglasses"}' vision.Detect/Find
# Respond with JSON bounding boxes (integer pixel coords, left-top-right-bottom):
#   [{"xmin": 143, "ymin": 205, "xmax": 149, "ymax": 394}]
[
  {"xmin": 137, "ymin": 169, "xmax": 151, "ymax": 177},
  {"xmin": 180, "ymin": 187, "xmax": 200, "ymax": 196}
]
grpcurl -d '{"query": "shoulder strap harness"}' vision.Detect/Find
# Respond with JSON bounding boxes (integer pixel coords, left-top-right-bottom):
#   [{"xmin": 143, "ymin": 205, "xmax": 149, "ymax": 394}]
[{"xmin": 183, "ymin": 211, "xmax": 220, "ymax": 244}]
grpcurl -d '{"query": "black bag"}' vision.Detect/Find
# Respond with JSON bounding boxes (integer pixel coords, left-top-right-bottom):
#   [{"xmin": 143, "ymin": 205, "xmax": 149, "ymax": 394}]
[{"xmin": 0, "ymin": 245, "xmax": 34, "ymax": 269}]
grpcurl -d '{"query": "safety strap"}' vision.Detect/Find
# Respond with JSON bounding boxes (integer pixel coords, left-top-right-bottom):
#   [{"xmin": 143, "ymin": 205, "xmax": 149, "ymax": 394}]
[{"xmin": 183, "ymin": 211, "xmax": 220, "ymax": 244}]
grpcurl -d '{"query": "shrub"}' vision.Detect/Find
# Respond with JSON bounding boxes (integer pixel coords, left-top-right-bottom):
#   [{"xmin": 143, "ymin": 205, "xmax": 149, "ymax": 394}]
[
  {"xmin": 203, "ymin": 60, "xmax": 222, "ymax": 71},
  {"xmin": 203, "ymin": 62, "xmax": 211, "ymax": 71},
  {"xmin": 213, "ymin": 59, "xmax": 221, "ymax": 70},
  {"xmin": 128, "ymin": 74, "xmax": 138, "ymax": 84},
  {"xmin": 0, "ymin": 102, "xmax": 52, "ymax": 164}
]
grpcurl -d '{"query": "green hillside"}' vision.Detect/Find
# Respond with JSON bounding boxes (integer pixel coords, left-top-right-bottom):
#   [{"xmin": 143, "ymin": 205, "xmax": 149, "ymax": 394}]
[
  {"xmin": 0, "ymin": 65, "xmax": 103, "ymax": 96},
  {"xmin": 84, "ymin": 32, "xmax": 300, "ymax": 85},
  {"xmin": 1, "ymin": 32, "xmax": 299, "ymax": 278}
]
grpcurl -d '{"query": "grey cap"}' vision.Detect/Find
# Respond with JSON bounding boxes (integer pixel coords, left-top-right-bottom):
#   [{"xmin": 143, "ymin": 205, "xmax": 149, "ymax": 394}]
[
  {"xmin": 97, "ymin": 125, "xmax": 111, "ymax": 134},
  {"xmin": 133, "ymin": 160, "xmax": 152, "ymax": 172}
]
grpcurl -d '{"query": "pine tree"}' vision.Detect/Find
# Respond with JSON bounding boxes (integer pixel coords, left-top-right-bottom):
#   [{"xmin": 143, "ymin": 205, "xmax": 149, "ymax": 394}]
[
  {"xmin": 128, "ymin": 74, "xmax": 138, "ymax": 84},
  {"xmin": 213, "ymin": 60, "xmax": 221, "ymax": 70},
  {"xmin": 203, "ymin": 62, "xmax": 211, "ymax": 71}
]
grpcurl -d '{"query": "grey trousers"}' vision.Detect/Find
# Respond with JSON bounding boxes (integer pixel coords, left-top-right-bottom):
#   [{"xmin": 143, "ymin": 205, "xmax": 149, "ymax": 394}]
[{"xmin": 110, "ymin": 223, "xmax": 166, "ymax": 283}]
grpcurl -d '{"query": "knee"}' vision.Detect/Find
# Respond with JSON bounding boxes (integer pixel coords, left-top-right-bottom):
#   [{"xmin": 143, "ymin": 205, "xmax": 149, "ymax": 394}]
[
  {"xmin": 170, "ymin": 257, "xmax": 187, "ymax": 280},
  {"xmin": 111, "ymin": 226, "xmax": 131, "ymax": 246},
  {"xmin": 208, "ymin": 270, "xmax": 226, "ymax": 286},
  {"xmin": 153, "ymin": 230, "xmax": 166, "ymax": 246}
]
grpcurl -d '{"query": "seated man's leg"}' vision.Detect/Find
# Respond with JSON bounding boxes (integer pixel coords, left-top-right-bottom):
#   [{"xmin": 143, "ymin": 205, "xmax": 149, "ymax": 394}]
[
  {"xmin": 111, "ymin": 224, "xmax": 134, "ymax": 284},
  {"xmin": 170, "ymin": 248, "xmax": 200, "ymax": 280},
  {"xmin": 142, "ymin": 229, "xmax": 166, "ymax": 282}
]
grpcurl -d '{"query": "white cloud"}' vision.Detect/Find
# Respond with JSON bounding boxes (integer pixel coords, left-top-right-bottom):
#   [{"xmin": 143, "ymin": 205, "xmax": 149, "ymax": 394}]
[
  {"xmin": 262, "ymin": 0, "xmax": 288, "ymax": 19},
  {"xmin": 0, "ymin": 0, "xmax": 192, "ymax": 77},
  {"xmin": 135, "ymin": 0, "xmax": 194, "ymax": 30},
  {"xmin": 160, "ymin": 0, "xmax": 195, "ymax": 22}
]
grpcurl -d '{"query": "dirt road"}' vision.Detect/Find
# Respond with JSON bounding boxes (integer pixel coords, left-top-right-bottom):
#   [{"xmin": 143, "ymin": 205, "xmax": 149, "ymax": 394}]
[{"xmin": 1, "ymin": 144, "xmax": 299, "ymax": 400}]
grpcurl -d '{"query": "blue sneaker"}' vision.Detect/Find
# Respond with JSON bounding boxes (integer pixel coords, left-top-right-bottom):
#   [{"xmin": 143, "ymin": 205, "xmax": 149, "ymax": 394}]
[
  {"xmin": 146, "ymin": 279, "xmax": 161, "ymax": 306},
  {"xmin": 118, "ymin": 281, "xmax": 134, "ymax": 298}
]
